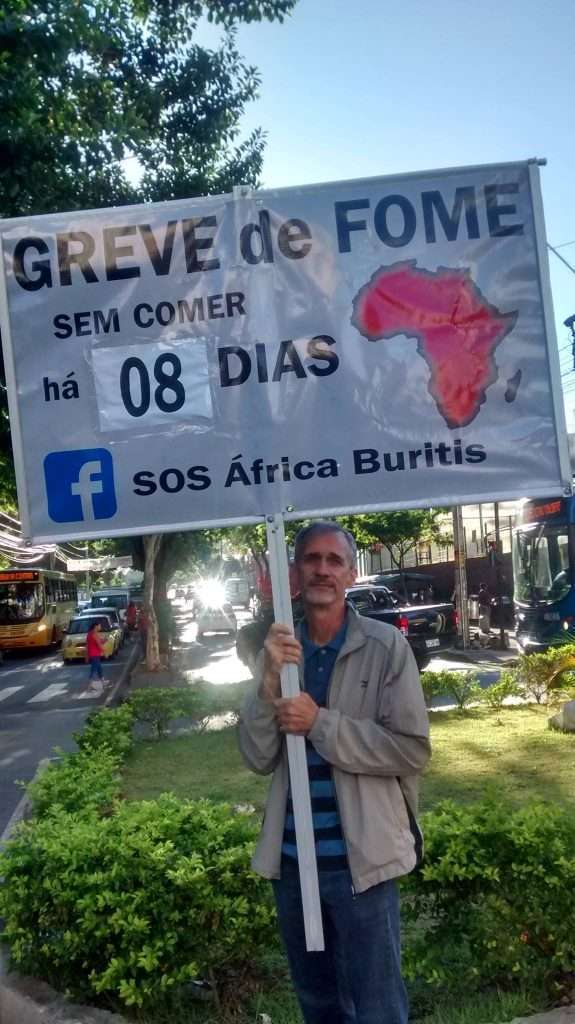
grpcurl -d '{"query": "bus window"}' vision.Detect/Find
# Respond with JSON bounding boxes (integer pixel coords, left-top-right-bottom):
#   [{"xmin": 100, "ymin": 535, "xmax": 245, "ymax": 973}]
[
  {"xmin": 0, "ymin": 582, "xmax": 45, "ymax": 623},
  {"xmin": 513, "ymin": 525, "xmax": 570, "ymax": 605}
]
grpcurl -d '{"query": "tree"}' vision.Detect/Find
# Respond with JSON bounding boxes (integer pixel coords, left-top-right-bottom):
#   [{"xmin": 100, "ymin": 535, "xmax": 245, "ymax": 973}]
[
  {"xmin": 0, "ymin": 0, "xmax": 297, "ymax": 665},
  {"xmin": 338, "ymin": 510, "xmax": 450, "ymax": 571},
  {"xmin": 223, "ymin": 520, "xmax": 308, "ymax": 576},
  {"xmin": 0, "ymin": 0, "xmax": 297, "ymax": 217}
]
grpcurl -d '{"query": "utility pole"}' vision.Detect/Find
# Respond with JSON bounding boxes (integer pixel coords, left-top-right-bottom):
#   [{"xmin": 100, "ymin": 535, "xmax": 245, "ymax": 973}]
[
  {"xmin": 493, "ymin": 502, "xmax": 508, "ymax": 649},
  {"xmin": 85, "ymin": 541, "xmax": 90, "ymax": 599},
  {"xmin": 452, "ymin": 506, "xmax": 469, "ymax": 648}
]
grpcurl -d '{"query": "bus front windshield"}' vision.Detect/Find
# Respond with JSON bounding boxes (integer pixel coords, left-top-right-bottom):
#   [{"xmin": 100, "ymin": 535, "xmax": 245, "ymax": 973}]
[
  {"xmin": 513, "ymin": 524, "xmax": 571, "ymax": 605},
  {"xmin": 0, "ymin": 582, "xmax": 45, "ymax": 623}
]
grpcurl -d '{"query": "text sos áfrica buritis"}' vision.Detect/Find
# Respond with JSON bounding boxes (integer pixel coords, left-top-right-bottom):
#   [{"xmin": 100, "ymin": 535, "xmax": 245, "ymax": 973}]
[{"xmin": 132, "ymin": 438, "xmax": 487, "ymax": 498}]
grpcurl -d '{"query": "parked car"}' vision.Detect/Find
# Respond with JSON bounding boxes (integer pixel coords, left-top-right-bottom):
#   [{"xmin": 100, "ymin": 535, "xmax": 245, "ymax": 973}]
[
  {"xmin": 196, "ymin": 602, "xmax": 237, "ymax": 640},
  {"xmin": 345, "ymin": 585, "xmax": 457, "ymax": 669},
  {"xmin": 61, "ymin": 614, "xmax": 119, "ymax": 662},
  {"xmin": 78, "ymin": 606, "xmax": 126, "ymax": 643}
]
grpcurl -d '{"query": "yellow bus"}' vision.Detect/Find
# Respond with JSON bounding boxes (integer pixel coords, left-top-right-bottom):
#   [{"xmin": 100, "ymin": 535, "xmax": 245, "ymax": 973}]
[{"xmin": 0, "ymin": 569, "xmax": 78, "ymax": 651}]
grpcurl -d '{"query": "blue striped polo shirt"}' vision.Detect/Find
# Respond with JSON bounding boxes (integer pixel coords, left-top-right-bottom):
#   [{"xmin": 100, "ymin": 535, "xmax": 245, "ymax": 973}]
[{"xmin": 281, "ymin": 618, "xmax": 348, "ymax": 871}]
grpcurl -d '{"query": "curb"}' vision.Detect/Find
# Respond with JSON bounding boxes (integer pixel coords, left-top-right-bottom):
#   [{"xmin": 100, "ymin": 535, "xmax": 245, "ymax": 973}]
[
  {"xmin": 0, "ymin": 645, "xmax": 139, "ymax": 852},
  {"xmin": 104, "ymin": 639, "xmax": 141, "ymax": 708},
  {"xmin": 0, "ymin": 757, "xmax": 54, "ymax": 851},
  {"xmin": 0, "ymin": 948, "xmax": 127, "ymax": 1024},
  {"xmin": 442, "ymin": 647, "xmax": 519, "ymax": 670},
  {"xmin": 0, "ymin": 647, "xmax": 140, "ymax": 1023}
]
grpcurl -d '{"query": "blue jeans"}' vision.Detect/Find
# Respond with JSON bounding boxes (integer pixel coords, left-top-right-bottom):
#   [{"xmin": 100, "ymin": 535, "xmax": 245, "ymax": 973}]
[
  {"xmin": 272, "ymin": 858, "xmax": 408, "ymax": 1024},
  {"xmin": 88, "ymin": 656, "xmax": 103, "ymax": 681}
]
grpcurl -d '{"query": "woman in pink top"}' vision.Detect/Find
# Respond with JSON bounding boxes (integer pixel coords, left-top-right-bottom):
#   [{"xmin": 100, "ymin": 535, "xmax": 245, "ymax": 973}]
[{"xmin": 86, "ymin": 621, "xmax": 106, "ymax": 686}]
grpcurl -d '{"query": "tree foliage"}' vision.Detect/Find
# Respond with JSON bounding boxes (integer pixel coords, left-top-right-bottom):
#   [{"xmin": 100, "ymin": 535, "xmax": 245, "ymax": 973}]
[
  {"xmin": 338, "ymin": 510, "xmax": 450, "ymax": 569},
  {"xmin": 0, "ymin": 0, "xmax": 297, "ymax": 624},
  {"xmin": 221, "ymin": 520, "xmax": 305, "ymax": 573},
  {"xmin": 0, "ymin": 0, "xmax": 297, "ymax": 217}
]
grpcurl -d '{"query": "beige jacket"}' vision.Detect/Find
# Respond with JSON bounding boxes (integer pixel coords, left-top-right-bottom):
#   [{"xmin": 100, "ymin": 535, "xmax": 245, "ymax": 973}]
[{"xmin": 238, "ymin": 607, "xmax": 431, "ymax": 893}]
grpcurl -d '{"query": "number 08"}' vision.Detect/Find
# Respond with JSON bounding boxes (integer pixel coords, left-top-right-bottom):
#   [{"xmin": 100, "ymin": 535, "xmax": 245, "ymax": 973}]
[{"xmin": 120, "ymin": 354, "xmax": 186, "ymax": 417}]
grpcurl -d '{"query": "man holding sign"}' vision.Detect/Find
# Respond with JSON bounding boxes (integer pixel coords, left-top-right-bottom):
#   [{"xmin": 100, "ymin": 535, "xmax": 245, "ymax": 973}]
[{"xmin": 239, "ymin": 522, "xmax": 430, "ymax": 1024}]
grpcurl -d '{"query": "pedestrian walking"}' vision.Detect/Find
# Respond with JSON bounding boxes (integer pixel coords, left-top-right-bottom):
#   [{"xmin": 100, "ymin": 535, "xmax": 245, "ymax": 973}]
[
  {"xmin": 238, "ymin": 521, "xmax": 430, "ymax": 1024},
  {"xmin": 126, "ymin": 600, "xmax": 138, "ymax": 632},
  {"xmin": 478, "ymin": 582, "xmax": 492, "ymax": 644},
  {"xmin": 86, "ymin": 621, "xmax": 106, "ymax": 691}
]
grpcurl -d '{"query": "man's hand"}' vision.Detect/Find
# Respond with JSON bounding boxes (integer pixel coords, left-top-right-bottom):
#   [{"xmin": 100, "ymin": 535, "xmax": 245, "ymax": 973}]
[
  {"xmin": 259, "ymin": 623, "xmax": 302, "ymax": 701},
  {"xmin": 274, "ymin": 693, "xmax": 319, "ymax": 735}
]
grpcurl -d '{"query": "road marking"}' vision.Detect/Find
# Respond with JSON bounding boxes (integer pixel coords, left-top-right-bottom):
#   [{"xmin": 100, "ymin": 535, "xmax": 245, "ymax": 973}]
[
  {"xmin": 0, "ymin": 686, "xmax": 24, "ymax": 702},
  {"xmin": 74, "ymin": 689, "xmax": 102, "ymax": 700},
  {"xmin": 28, "ymin": 683, "xmax": 69, "ymax": 703}
]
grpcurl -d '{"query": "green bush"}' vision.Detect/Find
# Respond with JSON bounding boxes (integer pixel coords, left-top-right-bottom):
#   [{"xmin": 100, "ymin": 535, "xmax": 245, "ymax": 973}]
[
  {"xmin": 479, "ymin": 670, "xmax": 521, "ymax": 711},
  {"xmin": 419, "ymin": 670, "xmax": 446, "ymax": 707},
  {"xmin": 516, "ymin": 645, "xmax": 575, "ymax": 704},
  {"xmin": 74, "ymin": 704, "xmax": 135, "ymax": 758},
  {"xmin": 445, "ymin": 671, "xmax": 483, "ymax": 711},
  {"xmin": 421, "ymin": 670, "xmax": 482, "ymax": 711},
  {"xmin": 402, "ymin": 797, "xmax": 575, "ymax": 996},
  {"xmin": 26, "ymin": 749, "xmax": 122, "ymax": 819},
  {"xmin": 127, "ymin": 687, "xmax": 208, "ymax": 738},
  {"xmin": 0, "ymin": 796, "xmax": 276, "ymax": 1013}
]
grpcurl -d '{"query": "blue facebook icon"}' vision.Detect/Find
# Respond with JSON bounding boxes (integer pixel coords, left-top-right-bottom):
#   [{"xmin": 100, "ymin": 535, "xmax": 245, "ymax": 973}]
[{"xmin": 44, "ymin": 449, "xmax": 117, "ymax": 523}]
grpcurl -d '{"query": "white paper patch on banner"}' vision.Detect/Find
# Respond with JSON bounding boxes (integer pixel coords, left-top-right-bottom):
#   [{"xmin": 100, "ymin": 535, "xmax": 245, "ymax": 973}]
[{"xmin": 92, "ymin": 338, "xmax": 213, "ymax": 432}]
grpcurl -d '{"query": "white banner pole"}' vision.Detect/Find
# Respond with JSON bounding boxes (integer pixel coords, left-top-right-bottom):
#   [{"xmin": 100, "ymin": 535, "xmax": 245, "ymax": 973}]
[{"xmin": 265, "ymin": 513, "xmax": 324, "ymax": 951}]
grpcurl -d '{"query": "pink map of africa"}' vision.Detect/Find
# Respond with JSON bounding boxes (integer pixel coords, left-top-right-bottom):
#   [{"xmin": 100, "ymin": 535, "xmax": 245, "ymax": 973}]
[{"xmin": 351, "ymin": 262, "xmax": 517, "ymax": 428}]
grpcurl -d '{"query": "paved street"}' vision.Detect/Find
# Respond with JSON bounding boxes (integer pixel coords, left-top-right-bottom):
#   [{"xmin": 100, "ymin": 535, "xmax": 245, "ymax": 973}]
[{"xmin": 0, "ymin": 642, "xmax": 133, "ymax": 838}]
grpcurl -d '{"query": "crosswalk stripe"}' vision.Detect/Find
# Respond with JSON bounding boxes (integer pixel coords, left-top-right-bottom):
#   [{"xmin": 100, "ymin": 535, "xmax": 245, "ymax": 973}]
[
  {"xmin": 74, "ymin": 689, "xmax": 101, "ymax": 701},
  {"xmin": 28, "ymin": 683, "xmax": 69, "ymax": 703},
  {"xmin": 0, "ymin": 686, "xmax": 24, "ymax": 702}
]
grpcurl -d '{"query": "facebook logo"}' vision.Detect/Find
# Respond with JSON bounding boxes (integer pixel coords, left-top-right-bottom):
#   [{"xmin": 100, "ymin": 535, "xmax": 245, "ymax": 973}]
[{"xmin": 44, "ymin": 449, "xmax": 117, "ymax": 523}]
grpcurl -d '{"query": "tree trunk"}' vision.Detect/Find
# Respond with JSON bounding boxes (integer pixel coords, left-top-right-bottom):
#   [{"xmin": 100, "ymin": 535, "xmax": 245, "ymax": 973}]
[
  {"xmin": 154, "ymin": 563, "xmax": 170, "ymax": 654},
  {"xmin": 143, "ymin": 534, "xmax": 162, "ymax": 671},
  {"xmin": 251, "ymin": 549, "xmax": 268, "ymax": 576}
]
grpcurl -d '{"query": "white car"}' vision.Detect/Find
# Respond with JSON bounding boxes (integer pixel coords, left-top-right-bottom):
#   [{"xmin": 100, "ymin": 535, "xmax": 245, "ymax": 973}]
[{"xmin": 196, "ymin": 602, "xmax": 237, "ymax": 640}]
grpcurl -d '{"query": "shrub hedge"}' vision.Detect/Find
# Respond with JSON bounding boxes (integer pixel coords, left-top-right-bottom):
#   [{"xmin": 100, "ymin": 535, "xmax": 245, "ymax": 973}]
[
  {"xmin": 402, "ymin": 797, "xmax": 575, "ymax": 997},
  {"xmin": 0, "ymin": 795, "xmax": 275, "ymax": 1011},
  {"xmin": 0, "ymin": 703, "xmax": 276, "ymax": 1015}
]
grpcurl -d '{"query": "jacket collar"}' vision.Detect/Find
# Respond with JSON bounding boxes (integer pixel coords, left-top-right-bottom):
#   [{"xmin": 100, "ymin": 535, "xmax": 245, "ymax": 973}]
[{"xmin": 295, "ymin": 603, "xmax": 367, "ymax": 658}]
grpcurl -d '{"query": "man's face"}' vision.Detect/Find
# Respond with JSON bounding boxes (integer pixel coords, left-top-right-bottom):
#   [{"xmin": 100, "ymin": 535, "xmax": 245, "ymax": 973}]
[{"xmin": 295, "ymin": 531, "xmax": 356, "ymax": 611}]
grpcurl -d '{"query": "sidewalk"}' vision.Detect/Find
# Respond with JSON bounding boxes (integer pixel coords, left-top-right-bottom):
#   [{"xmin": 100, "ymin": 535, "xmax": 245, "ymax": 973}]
[{"xmin": 443, "ymin": 627, "xmax": 520, "ymax": 671}]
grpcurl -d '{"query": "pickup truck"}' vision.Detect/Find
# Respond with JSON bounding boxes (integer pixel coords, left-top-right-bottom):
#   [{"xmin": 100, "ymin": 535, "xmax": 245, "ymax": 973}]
[
  {"xmin": 345, "ymin": 584, "xmax": 457, "ymax": 669},
  {"xmin": 236, "ymin": 585, "xmax": 456, "ymax": 673}
]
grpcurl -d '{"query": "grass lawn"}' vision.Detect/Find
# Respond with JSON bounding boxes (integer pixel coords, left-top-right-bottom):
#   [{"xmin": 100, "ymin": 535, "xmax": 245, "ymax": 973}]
[{"xmin": 121, "ymin": 704, "xmax": 575, "ymax": 812}]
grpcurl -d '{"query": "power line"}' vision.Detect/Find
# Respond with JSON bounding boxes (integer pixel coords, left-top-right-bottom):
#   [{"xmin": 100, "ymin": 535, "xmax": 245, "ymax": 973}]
[{"xmin": 548, "ymin": 243, "xmax": 575, "ymax": 276}]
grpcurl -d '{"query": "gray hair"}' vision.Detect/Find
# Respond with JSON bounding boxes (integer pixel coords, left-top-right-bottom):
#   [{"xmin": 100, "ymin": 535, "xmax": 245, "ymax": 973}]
[{"xmin": 294, "ymin": 521, "xmax": 357, "ymax": 566}]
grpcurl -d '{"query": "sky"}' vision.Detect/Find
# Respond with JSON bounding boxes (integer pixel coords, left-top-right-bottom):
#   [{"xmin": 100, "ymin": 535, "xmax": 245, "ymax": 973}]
[{"xmin": 210, "ymin": 0, "xmax": 575, "ymax": 425}]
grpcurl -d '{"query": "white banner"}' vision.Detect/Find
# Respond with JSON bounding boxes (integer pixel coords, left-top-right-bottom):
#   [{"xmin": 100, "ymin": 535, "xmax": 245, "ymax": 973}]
[
  {"xmin": 66, "ymin": 555, "xmax": 133, "ymax": 571},
  {"xmin": 0, "ymin": 160, "xmax": 570, "ymax": 541}
]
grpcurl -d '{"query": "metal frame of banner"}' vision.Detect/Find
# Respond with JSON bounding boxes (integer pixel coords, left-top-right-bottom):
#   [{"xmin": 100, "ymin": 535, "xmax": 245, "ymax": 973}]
[
  {"xmin": 527, "ymin": 160, "xmax": 572, "ymax": 495},
  {"xmin": 266, "ymin": 513, "xmax": 324, "ymax": 951}
]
